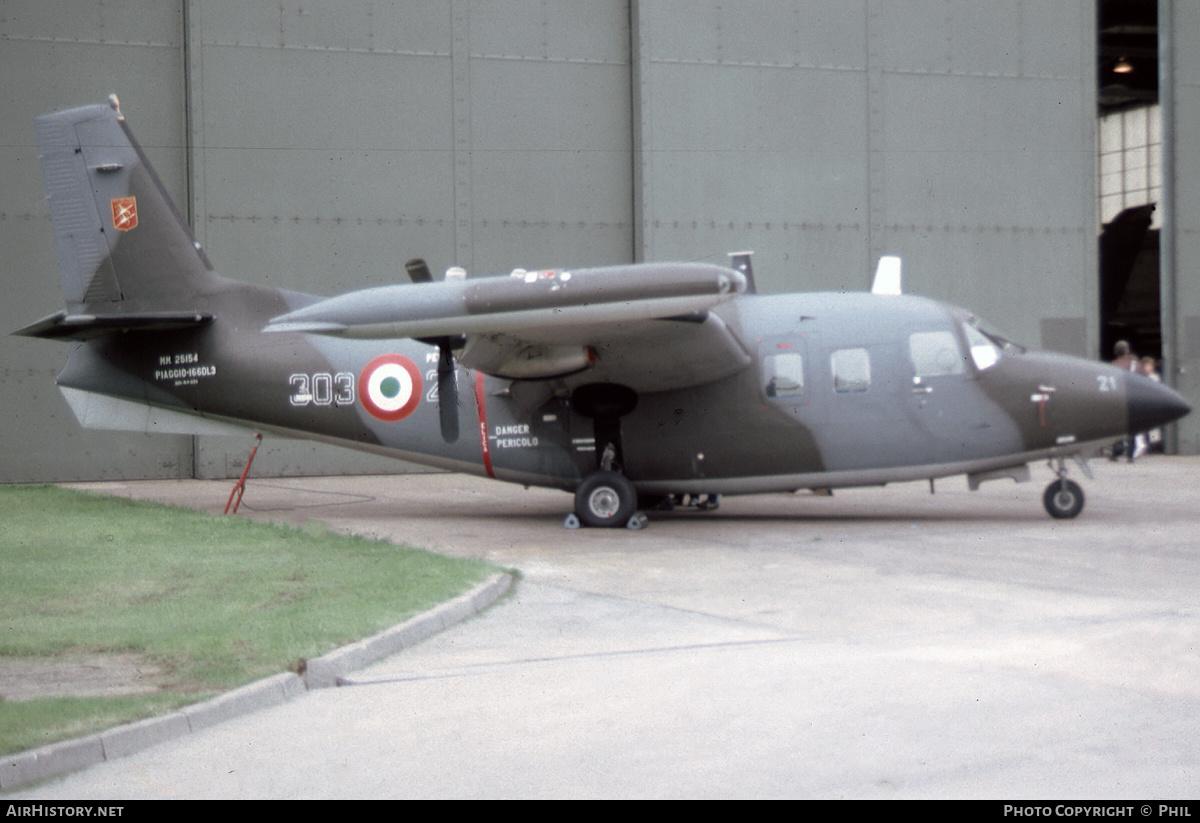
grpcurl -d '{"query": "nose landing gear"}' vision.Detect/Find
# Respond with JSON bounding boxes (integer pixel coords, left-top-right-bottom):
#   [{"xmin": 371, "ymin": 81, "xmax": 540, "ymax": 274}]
[
  {"xmin": 1043, "ymin": 477, "xmax": 1085, "ymax": 519},
  {"xmin": 1042, "ymin": 455, "xmax": 1090, "ymax": 519}
]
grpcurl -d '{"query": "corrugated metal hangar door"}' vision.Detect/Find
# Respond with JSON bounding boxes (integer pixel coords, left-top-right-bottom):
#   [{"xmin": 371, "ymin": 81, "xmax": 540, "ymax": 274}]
[
  {"xmin": 632, "ymin": 0, "xmax": 1098, "ymax": 357},
  {"xmin": 0, "ymin": 2, "xmax": 194, "ymax": 481},
  {"xmin": 185, "ymin": 1, "xmax": 633, "ymax": 478}
]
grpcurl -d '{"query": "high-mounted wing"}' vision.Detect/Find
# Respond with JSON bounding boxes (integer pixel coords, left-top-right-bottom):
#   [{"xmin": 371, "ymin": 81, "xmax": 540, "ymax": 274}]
[{"xmin": 265, "ymin": 262, "xmax": 751, "ymax": 392}]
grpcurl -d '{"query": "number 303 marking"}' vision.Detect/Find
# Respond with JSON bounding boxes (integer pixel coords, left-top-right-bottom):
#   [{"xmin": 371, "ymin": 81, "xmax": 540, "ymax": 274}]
[{"xmin": 290, "ymin": 372, "xmax": 355, "ymax": 407}]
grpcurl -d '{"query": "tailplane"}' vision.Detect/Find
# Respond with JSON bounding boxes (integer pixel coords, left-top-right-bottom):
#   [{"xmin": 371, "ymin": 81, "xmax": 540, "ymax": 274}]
[{"xmin": 17, "ymin": 95, "xmax": 217, "ymax": 339}]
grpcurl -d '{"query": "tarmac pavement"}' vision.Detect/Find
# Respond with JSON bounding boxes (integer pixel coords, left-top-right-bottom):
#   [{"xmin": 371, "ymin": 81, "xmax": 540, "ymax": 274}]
[{"xmin": 6, "ymin": 455, "xmax": 1200, "ymax": 798}]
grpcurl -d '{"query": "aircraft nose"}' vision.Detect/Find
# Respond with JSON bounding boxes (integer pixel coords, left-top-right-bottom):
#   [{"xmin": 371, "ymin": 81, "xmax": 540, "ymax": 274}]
[{"xmin": 1127, "ymin": 374, "xmax": 1191, "ymax": 433}]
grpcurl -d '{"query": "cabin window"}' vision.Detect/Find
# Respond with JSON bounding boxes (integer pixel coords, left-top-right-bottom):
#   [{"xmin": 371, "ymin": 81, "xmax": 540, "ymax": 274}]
[
  {"xmin": 831, "ymin": 347, "xmax": 871, "ymax": 393},
  {"xmin": 962, "ymin": 323, "xmax": 1000, "ymax": 370},
  {"xmin": 764, "ymin": 353, "xmax": 805, "ymax": 398},
  {"xmin": 909, "ymin": 330, "xmax": 966, "ymax": 378}
]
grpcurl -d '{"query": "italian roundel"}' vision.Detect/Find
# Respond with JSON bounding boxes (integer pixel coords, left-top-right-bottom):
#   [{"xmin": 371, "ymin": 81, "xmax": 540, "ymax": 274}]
[{"xmin": 358, "ymin": 354, "xmax": 422, "ymax": 422}]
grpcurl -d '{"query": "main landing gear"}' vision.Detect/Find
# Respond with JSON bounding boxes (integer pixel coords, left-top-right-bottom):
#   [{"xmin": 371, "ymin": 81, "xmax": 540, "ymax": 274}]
[
  {"xmin": 564, "ymin": 469, "xmax": 646, "ymax": 530},
  {"xmin": 1042, "ymin": 455, "xmax": 1090, "ymax": 519},
  {"xmin": 564, "ymin": 383, "xmax": 648, "ymax": 530}
]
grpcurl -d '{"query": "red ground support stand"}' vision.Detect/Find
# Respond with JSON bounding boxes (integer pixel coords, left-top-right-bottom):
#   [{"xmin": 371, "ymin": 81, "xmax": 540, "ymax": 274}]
[{"xmin": 224, "ymin": 433, "xmax": 262, "ymax": 515}]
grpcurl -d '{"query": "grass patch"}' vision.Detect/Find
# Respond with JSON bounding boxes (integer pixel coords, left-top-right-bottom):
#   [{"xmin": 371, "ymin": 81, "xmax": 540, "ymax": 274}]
[{"xmin": 0, "ymin": 484, "xmax": 499, "ymax": 756}]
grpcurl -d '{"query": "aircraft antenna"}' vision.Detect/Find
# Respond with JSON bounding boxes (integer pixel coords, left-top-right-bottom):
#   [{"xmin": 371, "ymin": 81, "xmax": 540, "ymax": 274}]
[{"xmin": 871, "ymin": 255, "xmax": 902, "ymax": 295}]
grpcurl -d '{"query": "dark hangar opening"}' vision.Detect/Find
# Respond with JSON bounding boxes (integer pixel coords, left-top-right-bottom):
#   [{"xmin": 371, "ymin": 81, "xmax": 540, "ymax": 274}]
[{"xmin": 1097, "ymin": 0, "xmax": 1160, "ymax": 367}]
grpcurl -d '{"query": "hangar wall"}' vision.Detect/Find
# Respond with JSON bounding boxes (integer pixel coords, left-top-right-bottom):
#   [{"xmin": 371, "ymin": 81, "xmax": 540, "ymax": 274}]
[
  {"xmin": 632, "ymin": 0, "xmax": 1098, "ymax": 353},
  {"xmin": 0, "ymin": 0, "xmax": 635, "ymax": 481},
  {"xmin": 181, "ymin": 0, "xmax": 633, "ymax": 477},
  {"xmin": 1160, "ymin": 0, "xmax": 1200, "ymax": 453},
  {"xmin": 4, "ymin": 1, "xmax": 1178, "ymax": 483},
  {"xmin": 0, "ymin": 2, "xmax": 196, "ymax": 482}
]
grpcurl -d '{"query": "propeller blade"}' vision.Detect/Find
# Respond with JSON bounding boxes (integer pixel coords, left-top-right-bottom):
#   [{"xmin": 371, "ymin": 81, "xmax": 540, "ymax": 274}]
[
  {"xmin": 404, "ymin": 259, "xmax": 458, "ymax": 440},
  {"xmin": 405, "ymin": 258, "xmax": 434, "ymax": 284},
  {"xmin": 437, "ymin": 341, "xmax": 460, "ymax": 443}
]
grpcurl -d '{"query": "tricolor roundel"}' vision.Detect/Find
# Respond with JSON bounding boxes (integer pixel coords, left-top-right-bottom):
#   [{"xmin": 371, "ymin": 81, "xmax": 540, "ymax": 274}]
[{"xmin": 358, "ymin": 354, "xmax": 422, "ymax": 422}]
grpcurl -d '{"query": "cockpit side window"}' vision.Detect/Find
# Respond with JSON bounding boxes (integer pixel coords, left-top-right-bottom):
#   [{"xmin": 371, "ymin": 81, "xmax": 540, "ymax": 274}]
[
  {"xmin": 909, "ymin": 330, "xmax": 966, "ymax": 378},
  {"xmin": 963, "ymin": 322, "xmax": 1000, "ymax": 370}
]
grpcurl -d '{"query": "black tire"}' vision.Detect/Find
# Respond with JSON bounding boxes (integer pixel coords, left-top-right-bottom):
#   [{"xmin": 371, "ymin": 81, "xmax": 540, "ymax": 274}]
[
  {"xmin": 1043, "ymin": 479, "xmax": 1085, "ymax": 519},
  {"xmin": 575, "ymin": 470, "xmax": 637, "ymax": 528}
]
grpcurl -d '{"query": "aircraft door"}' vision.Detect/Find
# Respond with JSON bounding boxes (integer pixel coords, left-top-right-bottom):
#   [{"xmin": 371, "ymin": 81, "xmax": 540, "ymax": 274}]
[
  {"xmin": 755, "ymin": 335, "xmax": 829, "ymax": 472},
  {"xmin": 904, "ymin": 328, "xmax": 979, "ymax": 460},
  {"xmin": 816, "ymin": 341, "xmax": 923, "ymax": 469}
]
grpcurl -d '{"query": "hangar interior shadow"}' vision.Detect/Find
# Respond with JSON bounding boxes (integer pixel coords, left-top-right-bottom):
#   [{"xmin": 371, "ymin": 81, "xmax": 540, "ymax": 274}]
[
  {"xmin": 1101, "ymin": 204, "xmax": 1159, "ymax": 362},
  {"xmin": 1098, "ymin": 0, "xmax": 1161, "ymax": 365}
]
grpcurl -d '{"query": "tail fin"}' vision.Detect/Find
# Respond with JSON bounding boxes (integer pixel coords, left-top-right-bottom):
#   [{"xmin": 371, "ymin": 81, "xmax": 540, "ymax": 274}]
[{"xmin": 20, "ymin": 95, "xmax": 217, "ymax": 337}]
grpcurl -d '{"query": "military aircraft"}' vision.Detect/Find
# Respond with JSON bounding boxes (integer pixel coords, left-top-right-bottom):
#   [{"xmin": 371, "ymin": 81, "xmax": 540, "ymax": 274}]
[{"xmin": 16, "ymin": 97, "xmax": 1191, "ymax": 528}]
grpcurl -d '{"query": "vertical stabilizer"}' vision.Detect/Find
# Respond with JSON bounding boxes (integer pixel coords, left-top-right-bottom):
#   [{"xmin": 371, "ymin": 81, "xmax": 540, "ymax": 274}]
[{"xmin": 34, "ymin": 96, "xmax": 216, "ymax": 315}]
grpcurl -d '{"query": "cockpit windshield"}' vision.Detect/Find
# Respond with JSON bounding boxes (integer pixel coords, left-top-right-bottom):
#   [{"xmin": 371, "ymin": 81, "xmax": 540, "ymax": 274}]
[
  {"xmin": 965, "ymin": 316, "xmax": 1026, "ymax": 353},
  {"xmin": 962, "ymin": 316, "xmax": 1025, "ymax": 371}
]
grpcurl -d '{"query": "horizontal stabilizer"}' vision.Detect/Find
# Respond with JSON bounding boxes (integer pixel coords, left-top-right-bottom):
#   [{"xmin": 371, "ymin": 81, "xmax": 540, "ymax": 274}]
[{"xmin": 14, "ymin": 310, "xmax": 212, "ymax": 341}]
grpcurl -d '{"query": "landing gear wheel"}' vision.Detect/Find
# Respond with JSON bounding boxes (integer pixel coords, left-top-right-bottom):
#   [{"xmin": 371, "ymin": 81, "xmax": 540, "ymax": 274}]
[
  {"xmin": 1043, "ymin": 478, "xmax": 1085, "ymax": 519},
  {"xmin": 574, "ymin": 470, "xmax": 637, "ymax": 528}
]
